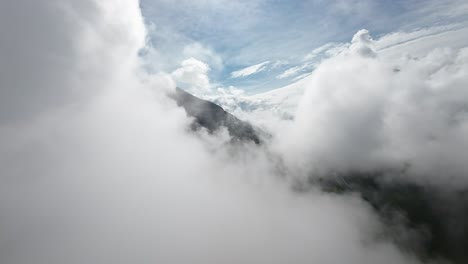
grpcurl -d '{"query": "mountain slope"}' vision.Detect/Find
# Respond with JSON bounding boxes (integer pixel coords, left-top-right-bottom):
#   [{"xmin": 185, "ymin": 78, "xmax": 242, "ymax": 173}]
[{"xmin": 169, "ymin": 88, "xmax": 261, "ymax": 144}]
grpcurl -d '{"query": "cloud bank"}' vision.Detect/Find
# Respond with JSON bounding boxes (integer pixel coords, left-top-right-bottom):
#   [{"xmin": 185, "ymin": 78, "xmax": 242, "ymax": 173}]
[
  {"xmin": 277, "ymin": 29, "xmax": 468, "ymax": 189},
  {"xmin": 1, "ymin": 1, "xmax": 468, "ymax": 264},
  {"xmin": 172, "ymin": 57, "xmax": 212, "ymax": 94}
]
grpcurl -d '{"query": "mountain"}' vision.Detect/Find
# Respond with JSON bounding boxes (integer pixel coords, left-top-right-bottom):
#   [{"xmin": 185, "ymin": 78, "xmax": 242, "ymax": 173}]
[
  {"xmin": 314, "ymin": 172, "xmax": 468, "ymax": 263},
  {"xmin": 169, "ymin": 87, "xmax": 262, "ymax": 144},
  {"xmin": 170, "ymin": 86, "xmax": 468, "ymax": 264}
]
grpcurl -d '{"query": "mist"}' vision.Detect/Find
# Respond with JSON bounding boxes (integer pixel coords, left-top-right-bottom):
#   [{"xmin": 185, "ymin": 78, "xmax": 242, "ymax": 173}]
[
  {"xmin": 279, "ymin": 30, "xmax": 468, "ymax": 185},
  {"xmin": 1, "ymin": 1, "xmax": 467, "ymax": 264}
]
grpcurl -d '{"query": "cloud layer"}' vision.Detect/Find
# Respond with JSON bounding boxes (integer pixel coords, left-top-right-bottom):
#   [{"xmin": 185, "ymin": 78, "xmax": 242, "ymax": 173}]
[
  {"xmin": 1, "ymin": 1, "xmax": 467, "ymax": 264},
  {"xmin": 276, "ymin": 29, "xmax": 468, "ymax": 189}
]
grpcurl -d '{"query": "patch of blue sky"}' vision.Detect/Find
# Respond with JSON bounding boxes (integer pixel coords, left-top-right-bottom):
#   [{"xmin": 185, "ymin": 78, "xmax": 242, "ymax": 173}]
[{"xmin": 141, "ymin": 0, "xmax": 468, "ymax": 94}]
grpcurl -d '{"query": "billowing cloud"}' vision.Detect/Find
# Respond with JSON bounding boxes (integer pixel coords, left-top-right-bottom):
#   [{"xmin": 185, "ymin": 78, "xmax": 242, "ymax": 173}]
[
  {"xmin": 350, "ymin": 29, "xmax": 377, "ymax": 57},
  {"xmin": 142, "ymin": 0, "xmax": 468, "ymax": 93},
  {"xmin": 277, "ymin": 29, "xmax": 468, "ymax": 188},
  {"xmin": 172, "ymin": 57, "xmax": 211, "ymax": 94},
  {"xmin": 2, "ymin": 1, "xmax": 468, "ymax": 264},
  {"xmin": 183, "ymin": 42, "xmax": 223, "ymax": 71},
  {"xmin": 218, "ymin": 25, "xmax": 468, "ymax": 123},
  {"xmin": 0, "ymin": 0, "xmax": 146, "ymax": 123}
]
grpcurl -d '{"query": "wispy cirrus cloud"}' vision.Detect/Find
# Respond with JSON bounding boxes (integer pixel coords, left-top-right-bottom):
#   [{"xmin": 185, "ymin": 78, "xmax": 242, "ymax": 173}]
[
  {"xmin": 231, "ymin": 61, "xmax": 271, "ymax": 78},
  {"xmin": 303, "ymin": 43, "xmax": 339, "ymax": 61},
  {"xmin": 276, "ymin": 62, "xmax": 316, "ymax": 79}
]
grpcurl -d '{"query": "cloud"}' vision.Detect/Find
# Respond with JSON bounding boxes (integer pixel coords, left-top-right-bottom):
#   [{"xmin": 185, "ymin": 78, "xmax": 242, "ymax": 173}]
[
  {"xmin": 183, "ymin": 42, "xmax": 223, "ymax": 71},
  {"xmin": 375, "ymin": 24, "xmax": 461, "ymax": 51},
  {"xmin": 350, "ymin": 29, "xmax": 376, "ymax": 57},
  {"xmin": 304, "ymin": 43, "xmax": 339, "ymax": 61},
  {"xmin": 275, "ymin": 42, "xmax": 349, "ymax": 80},
  {"xmin": 140, "ymin": 0, "xmax": 468, "ymax": 95},
  {"xmin": 171, "ymin": 57, "xmax": 211, "ymax": 94},
  {"xmin": 223, "ymin": 25, "xmax": 468, "ymax": 125},
  {"xmin": 1, "ymin": 1, "xmax": 467, "ymax": 264},
  {"xmin": 277, "ymin": 29, "xmax": 468, "ymax": 189},
  {"xmin": 0, "ymin": 0, "xmax": 146, "ymax": 123},
  {"xmin": 231, "ymin": 61, "xmax": 271, "ymax": 78},
  {"xmin": 276, "ymin": 62, "xmax": 316, "ymax": 79},
  {"xmin": 211, "ymin": 27, "xmax": 468, "ymax": 191}
]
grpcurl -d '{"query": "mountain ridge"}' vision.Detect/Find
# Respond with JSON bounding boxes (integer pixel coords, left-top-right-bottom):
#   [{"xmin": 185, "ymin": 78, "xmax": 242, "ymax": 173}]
[{"xmin": 168, "ymin": 87, "xmax": 262, "ymax": 144}]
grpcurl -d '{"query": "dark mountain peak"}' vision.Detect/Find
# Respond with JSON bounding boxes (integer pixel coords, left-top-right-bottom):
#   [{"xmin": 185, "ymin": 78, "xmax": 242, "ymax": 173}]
[{"xmin": 168, "ymin": 87, "xmax": 261, "ymax": 144}]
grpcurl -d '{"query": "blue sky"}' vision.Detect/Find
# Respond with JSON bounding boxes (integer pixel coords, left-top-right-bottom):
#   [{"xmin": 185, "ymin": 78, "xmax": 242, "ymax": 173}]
[{"xmin": 141, "ymin": 0, "xmax": 468, "ymax": 94}]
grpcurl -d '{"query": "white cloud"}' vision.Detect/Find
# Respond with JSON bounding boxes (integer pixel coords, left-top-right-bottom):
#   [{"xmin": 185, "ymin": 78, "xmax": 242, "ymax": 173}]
[
  {"xmin": 211, "ymin": 27, "xmax": 468, "ymax": 189},
  {"xmin": 277, "ymin": 29, "xmax": 468, "ymax": 188},
  {"xmin": 409, "ymin": 0, "xmax": 468, "ymax": 26},
  {"xmin": 275, "ymin": 42, "xmax": 350, "ymax": 80},
  {"xmin": 349, "ymin": 29, "xmax": 376, "ymax": 57},
  {"xmin": 171, "ymin": 57, "xmax": 212, "ymax": 94},
  {"xmin": 375, "ymin": 24, "xmax": 461, "ymax": 51},
  {"xmin": 1, "ymin": 2, "xmax": 422, "ymax": 263},
  {"xmin": 276, "ymin": 62, "xmax": 316, "ymax": 79},
  {"xmin": 231, "ymin": 61, "xmax": 270, "ymax": 78},
  {"xmin": 183, "ymin": 42, "xmax": 223, "ymax": 71},
  {"xmin": 377, "ymin": 23, "xmax": 468, "ymax": 60},
  {"xmin": 0, "ymin": 0, "xmax": 146, "ymax": 122},
  {"xmin": 243, "ymin": 24, "xmax": 468, "ymax": 123},
  {"xmin": 271, "ymin": 60, "xmax": 290, "ymax": 69},
  {"xmin": 2, "ymin": 2, "xmax": 468, "ymax": 264},
  {"xmin": 304, "ymin": 43, "xmax": 339, "ymax": 61},
  {"xmin": 292, "ymin": 72, "xmax": 313, "ymax": 81}
]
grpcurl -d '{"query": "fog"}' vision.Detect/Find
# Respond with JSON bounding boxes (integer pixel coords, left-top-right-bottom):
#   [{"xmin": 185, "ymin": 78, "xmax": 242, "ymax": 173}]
[
  {"xmin": 0, "ymin": 1, "xmax": 466, "ymax": 264},
  {"xmin": 279, "ymin": 30, "xmax": 468, "ymax": 187}
]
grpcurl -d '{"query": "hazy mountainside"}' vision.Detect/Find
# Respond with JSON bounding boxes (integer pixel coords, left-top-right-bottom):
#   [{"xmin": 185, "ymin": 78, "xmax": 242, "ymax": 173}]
[
  {"xmin": 171, "ymin": 87, "xmax": 468, "ymax": 264},
  {"xmin": 169, "ymin": 87, "xmax": 262, "ymax": 144},
  {"xmin": 313, "ymin": 172, "xmax": 468, "ymax": 263}
]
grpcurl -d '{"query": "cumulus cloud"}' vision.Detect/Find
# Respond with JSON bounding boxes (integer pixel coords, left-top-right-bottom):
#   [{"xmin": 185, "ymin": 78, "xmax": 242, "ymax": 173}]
[
  {"xmin": 223, "ymin": 25, "xmax": 468, "ymax": 128},
  {"xmin": 183, "ymin": 42, "xmax": 223, "ymax": 71},
  {"xmin": 350, "ymin": 29, "xmax": 376, "ymax": 57},
  {"xmin": 172, "ymin": 57, "xmax": 212, "ymax": 94},
  {"xmin": 231, "ymin": 61, "xmax": 271, "ymax": 78},
  {"xmin": 277, "ymin": 29, "xmax": 468, "ymax": 189}
]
